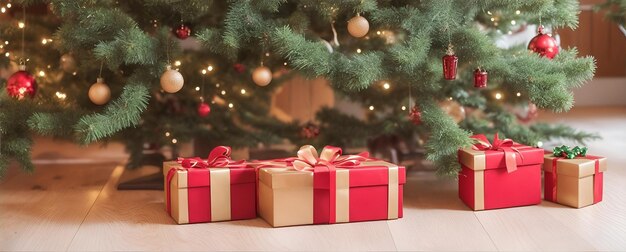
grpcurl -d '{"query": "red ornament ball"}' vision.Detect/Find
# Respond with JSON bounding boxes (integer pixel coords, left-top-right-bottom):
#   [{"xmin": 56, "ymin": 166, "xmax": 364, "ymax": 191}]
[
  {"xmin": 528, "ymin": 26, "xmax": 559, "ymax": 59},
  {"xmin": 233, "ymin": 63, "xmax": 246, "ymax": 73},
  {"xmin": 408, "ymin": 105, "xmax": 422, "ymax": 125},
  {"xmin": 197, "ymin": 102, "xmax": 211, "ymax": 117},
  {"xmin": 300, "ymin": 122, "xmax": 320, "ymax": 139},
  {"xmin": 6, "ymin": 68, "xmax": 37, "ymax": 99},
  {"xmin": 174, "ymin": 24, "xmax": 191, "ymax": 40}
]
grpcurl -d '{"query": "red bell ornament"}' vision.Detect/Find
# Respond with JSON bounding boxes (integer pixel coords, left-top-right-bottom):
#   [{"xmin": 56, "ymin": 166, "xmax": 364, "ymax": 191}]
[
  {"xmin": 174, "ymin": 24, "xmax": 191, "ymax": 40},
  {"xmin": 6, "ymin": 65, "xmax": 37, "ymax": 99},
  {"xmin": 528, "ymin": 26, "xmax": 559, "ymax": 59},
  {"xmin": 442, "ymin": 44, "xmax": 458, "ymax": 80},
  {"xmin": 408, "ymin": 105, "xmax": 422, "ymax": 125},
  {"xmin": 474, "ymin": 68, "xmax": 488, "ymax": 88}
]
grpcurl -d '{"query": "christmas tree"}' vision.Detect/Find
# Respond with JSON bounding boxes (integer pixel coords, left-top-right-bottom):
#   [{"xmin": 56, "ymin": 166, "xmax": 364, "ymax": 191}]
[{"xmin": 0, "ymin": 0, "xmax": 598, "ymax": 177}]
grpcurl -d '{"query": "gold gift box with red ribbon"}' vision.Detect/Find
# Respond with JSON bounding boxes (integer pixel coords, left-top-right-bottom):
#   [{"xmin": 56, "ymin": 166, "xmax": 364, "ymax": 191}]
[
  {"xmin": 257, "ymin": 145, "xmax": 406, "ymax": 227},
  {"xmin": 163, "ymin": 146, "xmax": 256, "ymax": 224},
  {"xmin": 544, "ymin": 153, "xmax": 607, "ymax": 208}
]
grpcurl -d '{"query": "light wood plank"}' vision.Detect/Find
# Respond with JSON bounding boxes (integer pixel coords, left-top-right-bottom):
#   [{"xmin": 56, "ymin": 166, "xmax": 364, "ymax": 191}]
[
  {"xmin": 0, "ymin": 163, "xmax": 116, "ymax": 251},
  {"xmin": 68, "ymin": 165, "xmax": 398, "ymax": 251},
  {"xmin": 388, "ymin": 172, "xmax": 497, "ymax": 251}
]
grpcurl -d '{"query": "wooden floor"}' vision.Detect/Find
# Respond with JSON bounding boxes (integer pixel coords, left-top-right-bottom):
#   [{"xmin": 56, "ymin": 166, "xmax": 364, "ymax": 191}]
[{"xmin": 1, "ymin": 107, "xmax": 626, "ymax": 251}]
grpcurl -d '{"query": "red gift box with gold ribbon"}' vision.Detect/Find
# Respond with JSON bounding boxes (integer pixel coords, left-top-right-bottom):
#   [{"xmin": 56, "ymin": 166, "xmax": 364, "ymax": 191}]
[
  {"xmin": 257, "ymin": 145, "xmax": 405, "ymax": 227},
  {"xmin": 163, "ymin": 146, "xmax": 256, "ymax": 224},
  {"xmin": 457, "ymin": 134, "xmax": 544, "ymax": 210}
]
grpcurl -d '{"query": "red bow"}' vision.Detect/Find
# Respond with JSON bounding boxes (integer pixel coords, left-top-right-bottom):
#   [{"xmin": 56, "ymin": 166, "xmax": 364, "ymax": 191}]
[
  {"xmin": 292, "ymin": 145, "xmax": 370, "ymax": 171},
  {"xmin": 471, "ymin": 133, "xmax": 523, "ymax": 173},
  {"xmin": 177, "ymin": 146, "xmax": 247, "ymax": 169}
]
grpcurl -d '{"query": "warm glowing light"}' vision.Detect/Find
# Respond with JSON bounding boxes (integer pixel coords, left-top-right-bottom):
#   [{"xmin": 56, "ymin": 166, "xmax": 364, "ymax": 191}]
[
  {"xmin": 536, "ymin": 141, "xmax": 543, "ymax": 147},
  {"xmin": 165, "ymin": 132, "xmax": 171, "ymax": 137},
  {"xmin": 448, "ymin": 97, "xmax": 453, "ymax": 101},
  {"xmin": 228, "ymin": 103, "xmax": 234, "ymax": 108},
  {"xmin": 401, "ymin": 106, "xmax": 406, "ymax": 111},
  {"xmin": 487, "ymin": 10, "xmax": 492, "ymax": 15},
  {"xmin": 42, "ymin": 39, "xmax": 48, "ymax": 45},
  {"xmin": 515, "ymin": 10, "xmax": 521, "ymax": 15},
  {"xmin": 72, "ymin": 72, "xmax": 77, "ymax": 76},
  {"xmin": 240, "ymin": 89, "xmax": 246, "ymax": 94},
  {"xmin": 283, "ymin": 62, "xmax": 287, "ymax": 66},
  {"xmin": 4, "ymin": 52, "xmax": 9, "ymax": 57},
  {"xmin": 215, "ymin": 83, "xmax": 220, "ymax": 87},
  {"xmin": 4, "ymin": 41, "xmax": 8, "ymax": 45},
  {"xmin": 195, "ymin": 86, "xmax": 200, "ymax": 91},
  {"xmin": 376, "ymin": 31, "xmax": 381, "ymax": 35},
  {"xmin": 369, "ymin": 105, "xmax": 374, "ymax": 111},
  {"xmin": 55, "ymin": 91, "xmax": 67, "ymax": 100},
  {"xmin": 507, "ymin": 31, "xmax": 513, "ymax": 35},
  {"xmin": 511, "ymin": 20, "xmax": 516, "ymax": 25},
  {"xmin": 490, "ymin": 17, "xmax": 495, "ymax": 22},
  {"xmin": 1, "ymin": 7, "xmax": 6, "ymax": 13},
  {"xmin": 174, "ymin": 60, "xmax": 181, "ymax": 66},
  {"xmin": 221, "ymin": 90, "xmax": 226, "ymax": 95},
  {"xmin": 382, "ymin": 82, "xmax": 390, "ymax": 90},
  {"xmin": 38, "ymin": 70, "xmax": 45, "ymax": 77},
  {"xmin": 6, "ymin": 3, "xmax": 11, "ymax": 8},
  {"xmin": 18, "ymin": 22, "xmax": 24, "ymax": 28},
  {"xmin": 172, "ymin": 138, "xmax": 178, "ymax": 144},
  {"xmin": 201, "ymin": 69, "xmax": 207, "ymax": 74},
  {"xmin": 516, "ymin": 92, "xmax": 521, "ymax": 97},
  {"xmin": 356, "ymin": 48, "xmax": 362, "ymax": 53},
  {"xmin": 495, "ymin": 93, "xmax": 503, "ymax": 100},
  {"xmin": 265, "ymin": 52, "xmax": 270, "ymax": 57},
  {"xmin": 207, "ymin": 65, "xmax": 214, "ymax": 71}
]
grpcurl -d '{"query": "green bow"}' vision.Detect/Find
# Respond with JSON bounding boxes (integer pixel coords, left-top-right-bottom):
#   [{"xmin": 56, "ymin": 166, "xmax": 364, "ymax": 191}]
[{"xmin": 553, "ymin": 145, "xmax": 587, "ymax": 159}]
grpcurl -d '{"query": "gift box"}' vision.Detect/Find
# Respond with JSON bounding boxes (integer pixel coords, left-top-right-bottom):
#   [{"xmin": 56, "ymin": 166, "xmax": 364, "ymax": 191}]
[
  {"xmin": 458, "ymin": 134, "xmax": 544, "ymax": 210},
  {"xmin": 544, "ymin": 146, "xmax": 607, "ymax": 208},
  {"xmin": 257, "ymin": 145, "xmax": 405, "ymax": 227},
  {"xmin": 163, "ymin": 146, "xmax": 256, "ymax": 224}
]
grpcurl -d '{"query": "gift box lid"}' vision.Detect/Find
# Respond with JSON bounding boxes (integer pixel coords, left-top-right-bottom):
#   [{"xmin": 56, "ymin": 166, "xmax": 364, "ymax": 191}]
[
  {"xmin": 163, "ymin": 161, "xmax": 256, "ymax": 189},
  {"xmin": 458, "ymin": 143, "xmax": 544, "ymax": 171},
  {"xmin": 258, "ymin": 160, "xmax": 406, "ymax": 189},
  {"xmin": 543, "ymin": 154, "xmax": 607, "ymax": 178}
]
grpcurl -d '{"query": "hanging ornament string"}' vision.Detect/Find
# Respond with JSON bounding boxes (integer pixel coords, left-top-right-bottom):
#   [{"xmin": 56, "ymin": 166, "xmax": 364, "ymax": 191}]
[
  {"xmin": 408, "ymin": 84, "xmax": 412, "ymax": 108},
  {"xmin": 201, "ymin": 70, "xmax": 206, "ymax": 102},
  {"xmin": 20, "ymin": 7, "xmax": 26, "ymax": 65},
  {"xmin": 331, "ymin": 21, "xmax": 340, "ymax": 47},
  {"xmin": 98, "ymin": 60, "xmax": 104, "ymax": 78}
]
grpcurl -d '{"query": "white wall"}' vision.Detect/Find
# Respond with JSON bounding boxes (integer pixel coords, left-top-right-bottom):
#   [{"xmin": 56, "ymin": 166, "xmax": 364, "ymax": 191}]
[{"xmin": 573, "ymin": 78, "xmax": 626, "ymax": 107}]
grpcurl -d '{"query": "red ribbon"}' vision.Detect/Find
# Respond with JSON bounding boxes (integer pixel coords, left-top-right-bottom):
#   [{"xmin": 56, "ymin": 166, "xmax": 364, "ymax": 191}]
[
  {"xmin": 471, "ymin": 133, "xmax": 523, "ymax": 173},
  {"xmin": 551, "ymin": 155, "xmax": 602, "ymax": 204},
  {"xmin": 166, "ymin": 146, "xmax": 248, "ymax": 215}
]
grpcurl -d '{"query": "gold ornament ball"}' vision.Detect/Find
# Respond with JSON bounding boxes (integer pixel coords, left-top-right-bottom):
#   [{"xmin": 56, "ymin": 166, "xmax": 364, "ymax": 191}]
[
  {"xmin": 252, "ymin": 66, "xmax": 272, "ymax": 86},
  {"xmin": 160, "ymin": 65, "xmax": 184, "ymax": 93},
  {"xmin": 60, "ymin": 54, "xmax": 77, "ymax": 73},
  {"xmin": 439, "ymin": 99, "xmax": 466, "ymax": 123},
  {"xmin": 347, "ymin": 15, "xmax": 370, "ymax": 38},
  {"xmin": 88, "ymin": 78, "xmax": 111, "ymax": 105}
]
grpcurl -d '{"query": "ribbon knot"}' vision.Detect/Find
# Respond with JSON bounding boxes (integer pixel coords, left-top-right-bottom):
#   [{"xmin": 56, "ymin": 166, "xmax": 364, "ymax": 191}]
[
  {"xmin": 471, "ymin": 133, "xmax": 523, "ymax": 173},
  {"xmin": 292, "ymin": 145, "xmax": 369, "ymax": 171},
  {"xmin": 177, "ymin": 146, "xmax": 246, "ymax": 169}
]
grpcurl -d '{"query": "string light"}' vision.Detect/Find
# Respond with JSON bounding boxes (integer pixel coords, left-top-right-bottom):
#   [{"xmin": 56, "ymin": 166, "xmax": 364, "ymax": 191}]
[
  {"xmin": 1, "ymin": 7, "xmax": 5, "ymax": 13},
  {"xmin": 174, "ymin": 60, "xmax": 181, "ymax": 66},
  {"xmin": 207, "ymin": 65, "xmax": 214, "ymax": 71},
  {"xmin": 490, "ymin": 17, "xmax": 495, "ymax": 22},
  {"xmin": 215, "ymin": 83, "xmax": 220, "ymax": 87},
  {"xmin": 4, "ymin": 52, "xmax": 9, "ymax": 57},
  {"xmin": 165, "ymin": 132, "xmax": 171, "ymax": 137},
  {"xmin": 495, "ymin": 92, "xmax": 503, "ymax": 100},
  {"xmin": 4, "ymin": 41, "xmax": 8, "ymax": 45},
  {"xmin": 511, "ymin": 20, "xmax": 516, "ymax": 25},
  {"xmin": 265, "ymin": 52, "xmax": 270, "ymax": 57},
  {"xmin": 6, "ymin": 3, "xmax": 11, "ymax": 8},
  {"xmin": 18, "ymin": 22, "xmax": 24, "ymax": 28},
  {"xmin": 536, "ymin": 141, "xmax": 543, "ymax": 147},
  {"xmin": 356, "ymin": 48, "xmax": 362, "ymax": 53},
  {"xmin": 38, "ymin": 70, "xmax": 45, "ymax": 77},
  {"xmin": 376, "ymin": 31, "xmax": 381, "ymax": 35},
  {"xmin": 515, "ymin": 10, "xmax": 521, "ymax": 15},
  {"xmin": 221, "ymin": 90, "xmax": 226, "ymax": 95},
  {"xmin": 195, "ymin": 86, "xmax": 200, "ymax": 91},
  {"xmin": 401, "ymin": 106, "xmax": 406, "ymax": 111},
  {"xmin": 369, "ymin": 105, "xmax": 374, "ymax": 111},
  {"xmin": 283, "ymin": 62, "xmax": 287, "ymax": 66},
  {"xmin": 55, "ymin": 92, "xmax": 67, "ymax": 100},
  {"xmin": 201, "ymin": 69, "xmax": 207, "ymax": 74},
  {"xmin": 382, "ymin": 82, "xmax": 390, "ymax": 90},
  {"xmin": 228, "ymin": 103, "xmax": 234, "ymax": 108},
  {"xmin": 487, "ymin": 11, "xmax": 492, "ymax": 15},
  {"xmin": 172, "ymin": 138, "xmax": 178, "ymax": 144},
  {"xmin": 516, "ymin": 92, "xmax": 521, "ymax": 97},
  {"xmin": 41, "ymin": 39, "xmax": 48, "ymax": 45},
  {"xmin": 240, "ymin": 89, "xmax": 246, "ymax": 94}
]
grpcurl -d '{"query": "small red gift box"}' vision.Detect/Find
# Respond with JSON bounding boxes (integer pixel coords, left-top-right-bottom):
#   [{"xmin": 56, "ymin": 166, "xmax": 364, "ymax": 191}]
[
  {"xmin": 257, "ymin": 145, "xmax": 406, "ymax": 227},
  {"xmin": 458, "ymin": 134, "xmax": 544, "ymax": 210},
  {"xmin": 163, "ymin": 146, "xmax": 256, "ymax": 224}
]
